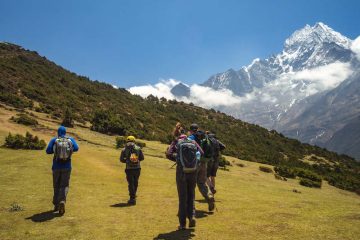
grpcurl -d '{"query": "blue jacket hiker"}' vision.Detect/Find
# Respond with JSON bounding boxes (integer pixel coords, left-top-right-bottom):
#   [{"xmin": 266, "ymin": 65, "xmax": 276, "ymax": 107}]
[{"xmin": 46, "ymin": 125, "xmax": 79, "ymax": 215}]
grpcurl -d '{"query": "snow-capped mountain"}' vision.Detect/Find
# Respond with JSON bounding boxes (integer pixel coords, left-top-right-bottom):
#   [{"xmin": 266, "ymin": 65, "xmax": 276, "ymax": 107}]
[
  {"xmin": 203, "ymin": 22, "xmax": 353, "ymax": 96},
  {"xmin": 171, "ymin": 22, "xmax": 360, "ymax": 159}
]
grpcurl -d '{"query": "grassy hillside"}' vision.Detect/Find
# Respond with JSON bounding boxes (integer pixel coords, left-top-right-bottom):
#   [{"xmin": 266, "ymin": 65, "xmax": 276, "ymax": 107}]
[
  {"xmin": 0, "ymin": 106, "xmax": 359, "ymax": 240},
  {"xmin": 0, "ymin": 42, "xmax": 359, "ymax": 194}
]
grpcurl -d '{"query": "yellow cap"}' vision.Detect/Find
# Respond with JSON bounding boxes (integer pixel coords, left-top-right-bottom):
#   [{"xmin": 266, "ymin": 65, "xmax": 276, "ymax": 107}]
[{"xmin": 126, "ymin": 136, "xmax": 136, "ymax": 142}]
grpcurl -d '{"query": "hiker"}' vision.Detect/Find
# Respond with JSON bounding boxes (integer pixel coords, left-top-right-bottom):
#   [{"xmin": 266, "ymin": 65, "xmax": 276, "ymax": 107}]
[
  {"xmin": 195, "ymin": 130, "xmax": 216, "ymax": 211},
  {"xmin": 188, "ymin": 123, "xmax": 215, "ymax": 211},
  {"xmin": 172, "ymin": 122, "xmax": 183, "ymax": 140},
  {"xmin": 120, "ymin": 136, "xmax": 144, "ymax": 205},
  {"xmin": 188, "ymin": 123, "xmax": 201, "ymax": 145},
  {"xmin": 46, "ymin": 125, "xmax": 79, "ymax": 215},
  {"xmin": 205, "ymin": 132, "xmax": 226, "ymax": 194},
  {"xmin": 166, "ymin": 125, "xmax": 203, "ymax": 230}
]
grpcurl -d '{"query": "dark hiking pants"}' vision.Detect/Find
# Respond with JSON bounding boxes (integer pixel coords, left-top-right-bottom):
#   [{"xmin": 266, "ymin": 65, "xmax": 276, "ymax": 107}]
[
  {"xmin": 125, "ymin": 168, "xmax": 141, "ymax": 199},
  {"xmin": 197, "ymin": 162, "xmax": 213, "ymax": 200},
  {"xmin": 176, "ymin": 166, "xmax": 197, "ymax": 226},
  {"xmin": 52, "ymin": 169, "xmax": 71, "ymax": 206}
]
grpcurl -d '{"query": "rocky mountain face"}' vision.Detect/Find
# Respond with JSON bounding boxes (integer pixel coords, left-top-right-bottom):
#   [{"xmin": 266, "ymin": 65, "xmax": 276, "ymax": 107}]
[
  {"xmin": 171, "ymin": 22, "xmax": 360, "ymax": 159},
  {"xmin": 170, "ymin": 83, "xmax": 190, "ymax": 97}
]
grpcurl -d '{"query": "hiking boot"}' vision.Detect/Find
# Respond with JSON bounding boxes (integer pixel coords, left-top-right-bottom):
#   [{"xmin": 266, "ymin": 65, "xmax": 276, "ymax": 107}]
[
  {"xmin": 58, "ymin": 201, "xmax": 65, "ymax": 215},
  {"xmin": 53, "ymin": 204, "xmax": 59, "ymax": 212},
  {"xmin": 210, "ymin": 187, "xmax": 217, "ymax": 195},
  {"xmin": 208, "ymin": 198, "xmax": 215, "ymax": 212},
  {"xmin": 189, "ymin": 218, "xmax": 196, "ymax": 228},
  {"xmin": 178, "ymin": 225, "xmax": 186, "ymax": 230},
  {"xmin": 127, "ymin": 199, "xmax": 136, "ymax": 205}
]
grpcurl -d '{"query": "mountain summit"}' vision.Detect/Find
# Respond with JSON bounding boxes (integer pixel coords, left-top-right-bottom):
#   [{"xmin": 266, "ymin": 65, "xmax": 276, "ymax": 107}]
[{"xmin": 202, "ymin": 22, "xmax": 354, "ymax": 96}]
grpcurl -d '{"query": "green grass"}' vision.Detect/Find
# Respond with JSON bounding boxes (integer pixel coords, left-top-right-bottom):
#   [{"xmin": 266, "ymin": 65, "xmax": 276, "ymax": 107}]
[{"xmin": 0, "ymin": 106, "xmax": 360, "ymax": 240}]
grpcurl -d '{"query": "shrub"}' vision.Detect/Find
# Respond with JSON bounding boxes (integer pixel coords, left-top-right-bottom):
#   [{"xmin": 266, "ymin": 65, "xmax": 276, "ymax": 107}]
[
  {"xmin": 274, "ymin": 166, "xmax": 296, "ymax": 178},
  {"xmin": 4, "ymin": 132, "xmax": 46, "ymax": 150},
  {"xmin": 61, "ymin": 108, "xmax": 74, "ymax": 128},
  {"xmin": 219, "ymin": 155, "xmax": 230, "ymax": 167},
  {"xmin": 259, "ymin": 166, "xmax": 273, "ymax": 173},
  {"xmin": 10, "ymin": 114, "xmax": 38, "ymax": 126},
  {"xmin": 295, "ymin": 168, "xmax": 322, "ymax": 182},
  {"xmin": 236, "ymin": 163, "xmax": 245, "ymax": 167},
  {"xmin": 116, "ymin": 136, "xmax": 146, "ymax": 149},
  {"xmin": 299, "ymin": 178, "xmax": 322, "ymax": 188},
  {"xmin": 9, "ymin": 202, "xmax": 24, "ymax": 212},
  {"xmin": 274, "ymin": 174, "xmax": 287, "ymax": 181}
]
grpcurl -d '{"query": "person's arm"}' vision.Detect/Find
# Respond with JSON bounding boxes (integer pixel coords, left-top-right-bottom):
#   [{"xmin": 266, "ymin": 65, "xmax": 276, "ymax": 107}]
[
  {"xmin": 193, "ymin": 141, "xmax": 204, "ymax": 155},
  {"xmin": 139, "ymin": 149, "xmax": 144, "ymax": 161},
  {"xmin": 218, "ymin": 140, "xmax": 226, "ymax": 151},
  {"xmin": 70, "ymin": 137, "xmax": 79, "ymax": 152},
  {"xmin": 166, "ymin": 141, "xmax": 177, "ymax": 162},
  {"xmin": 120, "ymin": 149, "xmax": 126, "ymax": 163},
  {"xmin": 46, "ymin": 138, "xmax": 56, "ymax": 154}
]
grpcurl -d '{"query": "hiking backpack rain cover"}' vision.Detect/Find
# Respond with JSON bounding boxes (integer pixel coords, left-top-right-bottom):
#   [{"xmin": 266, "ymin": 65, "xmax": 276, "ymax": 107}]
[
  {"xmin": 53, "ymin": 137, "xmax": 73, "ymax": 162},
  {"xmin": 177, "ymin": 139, "xmax": 199, "ymax": 173}
]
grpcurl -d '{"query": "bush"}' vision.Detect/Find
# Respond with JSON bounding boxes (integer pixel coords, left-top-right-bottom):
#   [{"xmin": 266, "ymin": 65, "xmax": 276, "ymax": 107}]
[
  {"xmin": 219, "ymin": 155, "xmax": 230, "ymax": 167},
  {"xmin": 274, "ymin": 174, "xmax": 287, "ymax": 181},
  {"xmin": 259, "ymin": 166, "xmax": 273, "ymax": 173},
  {"xmin": 236, "ymin": 163, "xmax": 245, "ymax": 167},
  {"xmin": 4, "ymin": 132, "xmax": 46, "ymax": 150},
  {"xmin": 61, "ymin": 108, "xmax": 74, "ymax": 127},
  {"xmin": 115, "ymin": 136, "xmax": 146, "ymax": 149},
  {"xmin": 274, "ymin": 166, "xmax": 296, "ymax": 178},
  {"xmin": 91, "ymin": 110, "xmax": 126, "ymax": 135},
  {"xmin": 9, "ymin": 202, "xmax": 24, "ymax": 212},
  {"xmin": 295, "ymin": 168, "xmax": 322, "ymax": 182},
  {"xmin": 299, "ymin": 178, "xmax": 322, "ymax": 188},
  {"xmin": 10, "ymin": 114, "xmax": 38, "ymax": 126}
]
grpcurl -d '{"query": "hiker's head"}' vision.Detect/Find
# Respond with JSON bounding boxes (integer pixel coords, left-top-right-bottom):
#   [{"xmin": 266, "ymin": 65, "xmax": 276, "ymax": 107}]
[
  {"xmin": 126, "ymin": 136, "xmax": 136, "ymax": 142},
  {"xmin": 57, "ymin": 126, "xmax": 66, "ymax": 137},
  {"xmin": 173, "ymin": 122, "xmax": 184, "ymax": 138},
  {"xmin": 196, "ymin": 130, "xmax": 206, "ymax": 140},
  {"xmin": 189, "ymin": 123, "xmax": 198, "ymax": 134}
]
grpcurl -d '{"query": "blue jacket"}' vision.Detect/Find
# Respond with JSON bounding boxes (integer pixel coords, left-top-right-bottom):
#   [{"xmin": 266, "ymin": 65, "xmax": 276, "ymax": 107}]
[{"xmin": 46, "ymin": 126, "xmax": 79, "ymax": 170}]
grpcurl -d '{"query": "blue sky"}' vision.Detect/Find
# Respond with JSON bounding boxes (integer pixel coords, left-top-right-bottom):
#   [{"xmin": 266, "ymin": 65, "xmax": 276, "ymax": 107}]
[{"xmin": 1, "ymin": 0, "xmax": 360, "ymax": 88}]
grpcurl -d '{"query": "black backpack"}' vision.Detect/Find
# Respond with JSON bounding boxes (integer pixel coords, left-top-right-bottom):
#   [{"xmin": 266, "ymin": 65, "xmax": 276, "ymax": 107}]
[
  {"xmin": 177, "ymin": 139, "xmax": 199, "ymax": 173},
  {"xmin": 204, "ymin": 135, "xmax": 220, "ymax": 161},
  {"xmin": 124, "ymin": 145, "xmax": 142, "ymax": 168}
]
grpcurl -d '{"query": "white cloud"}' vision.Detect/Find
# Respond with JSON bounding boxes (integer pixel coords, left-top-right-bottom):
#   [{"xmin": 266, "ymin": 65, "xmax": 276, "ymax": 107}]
[
  {"xmin": 189, "ymin": 85, "xmax": 242, "ymax": 108},
  {"xmin": 351, "ymin": 36, "xmax": 360, "ymax": 61},
  {"xmin": 128, "ymin": 79, "xmax": 179, "ymax": 99},
  {"xmin": 290, "ymin": 61, "xmax": 353, "ymax": 94},
  {"xmin": 128, "ymin": 79, "xmax": 242, "ymax": 108},
  {"xmin": 128, "ymin": 61, "xmax": 352, "ymax": 112}
]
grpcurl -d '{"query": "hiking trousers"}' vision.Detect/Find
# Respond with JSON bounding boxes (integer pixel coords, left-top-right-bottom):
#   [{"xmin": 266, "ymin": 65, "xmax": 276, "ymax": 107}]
[
  {"xmin": 176, "ymin": 166, "xmax": 197, "ymax": 226},
  {"xmin": 52, "ymin": 169, "xmax": 71, "ymax": 206},
  {"xmin": 125, "ymin": 168, "xmax": 141, "ymax": 199},
  {"xmin": 197, "ymin": 162, "xmax": 213, "ymax": 200}
]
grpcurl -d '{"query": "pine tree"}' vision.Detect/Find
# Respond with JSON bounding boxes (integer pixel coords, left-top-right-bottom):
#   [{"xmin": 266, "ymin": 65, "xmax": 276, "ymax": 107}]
[{"xmin": 62, "ymin": 108, "xmax": 74, "ymax": 127}]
